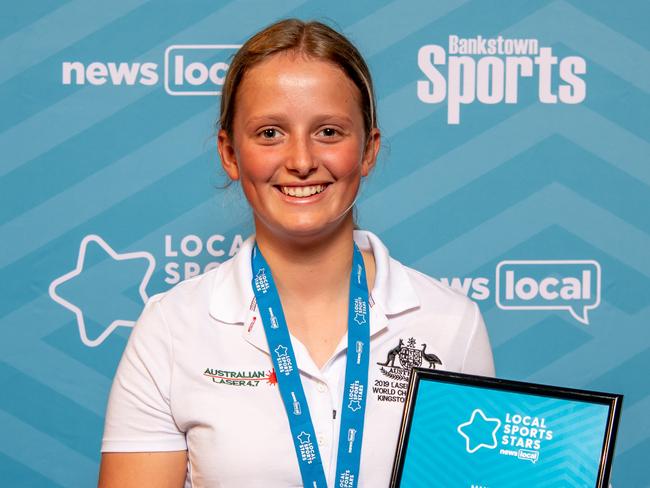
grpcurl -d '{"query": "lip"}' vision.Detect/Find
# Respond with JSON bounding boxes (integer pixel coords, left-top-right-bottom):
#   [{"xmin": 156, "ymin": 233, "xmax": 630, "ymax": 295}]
[
  {"xmin": 273, "ymin": 183, "xmax": 331, "ymax": 203},
  {"xmin": 274, "ymin": 181, "xmax": 332, "ymax": 188}
]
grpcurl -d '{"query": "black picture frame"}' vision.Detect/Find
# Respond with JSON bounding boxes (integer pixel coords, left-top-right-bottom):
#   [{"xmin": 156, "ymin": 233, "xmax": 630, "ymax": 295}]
[{"xmin": 390, "ymin": 368, "xmax": 623, "ymax": 488}]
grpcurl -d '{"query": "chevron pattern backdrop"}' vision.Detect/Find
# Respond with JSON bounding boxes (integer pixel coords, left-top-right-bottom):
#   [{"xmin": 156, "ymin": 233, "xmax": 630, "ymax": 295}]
[{"xmin": 1, "ymin": 0, "xmax": 648, "ymax": 486}]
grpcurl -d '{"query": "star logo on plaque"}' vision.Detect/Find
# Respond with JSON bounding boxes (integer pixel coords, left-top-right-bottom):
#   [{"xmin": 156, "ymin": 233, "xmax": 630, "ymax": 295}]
[{"xmin": 457, "ymin": 408, "xmax": 501, "ymax": 453}]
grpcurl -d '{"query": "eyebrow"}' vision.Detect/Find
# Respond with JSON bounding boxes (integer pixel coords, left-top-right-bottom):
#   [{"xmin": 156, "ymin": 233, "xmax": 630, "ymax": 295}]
[
  {"xmin": 245, "ymin": 114, "xmax": 287, "ymax": 126},
  {"xmin": 246, "ymin": 113, "xmax": 355, "ymax": 126},
  {"xmin": 315, "ymin": 114, "xmax": 354, "ymax": 125}
]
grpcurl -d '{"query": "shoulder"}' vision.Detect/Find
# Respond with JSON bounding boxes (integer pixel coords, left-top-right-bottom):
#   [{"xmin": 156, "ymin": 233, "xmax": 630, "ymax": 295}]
[
  {"xmin": 402, "ymin": 264, "xmax": 479, "ymax": 316},
  {"xmin": 126, "ymin": 265, "xmax": 224, "ymax": 349},
  {"xmin": 361, "ymin": 230, "xmax": 495, "ymax": 374},
  {"xmin": 357, "ymin": 230, "xmax": 478, "ymax": 318},
  {"xmin": 381, "ymin": 251, "xmax": 494, "ymax": 376},
  {"xmin": 148, "ymin": 265, "xmax": 220, "ymax": 310},
  {"xmin": 148, "ymin": 234, "xmax": 255, "ymax": 320}
]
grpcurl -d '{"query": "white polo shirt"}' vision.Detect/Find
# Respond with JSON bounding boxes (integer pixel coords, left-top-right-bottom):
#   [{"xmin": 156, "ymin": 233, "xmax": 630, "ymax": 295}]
[{"xmin": 102, "ymin": 231, "xmax": 494, "ymax": 487}]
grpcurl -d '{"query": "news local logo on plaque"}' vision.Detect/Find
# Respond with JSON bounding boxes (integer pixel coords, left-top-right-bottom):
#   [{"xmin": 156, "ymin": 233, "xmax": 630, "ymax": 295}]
[
  {"xmin": 61, "ymin": 44, "xmax": 241, "ymax": 93},
  {"xmin": 394, "ymin": 373, "xmax": 619, "ymax": 488},
  {"xmin": 457, "ymin": 409, "xmax": 552, "ymax": 461},
  {"xmin": 450, "ymin": 399, "xmax": 610, "ymax": 486},
  {"xmin": 417, "ymin": 35, "xmax": 587, "ymax": 123}
]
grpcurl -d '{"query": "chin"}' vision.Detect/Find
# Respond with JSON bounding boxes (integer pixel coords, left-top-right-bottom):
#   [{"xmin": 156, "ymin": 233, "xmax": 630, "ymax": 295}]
[
  {"xmin": 280, "ymin": 223, "xmax": 335, "ymax": 239},
  {"xmin": 266, "ymin": 216, "xmax": 352, "ymax": 242}
]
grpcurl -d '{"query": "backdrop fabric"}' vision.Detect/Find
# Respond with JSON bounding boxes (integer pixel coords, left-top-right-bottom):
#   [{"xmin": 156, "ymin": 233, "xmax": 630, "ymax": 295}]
[{"xmin": 1, "ymin": 1, "xmax": 648, "ymax": 486}]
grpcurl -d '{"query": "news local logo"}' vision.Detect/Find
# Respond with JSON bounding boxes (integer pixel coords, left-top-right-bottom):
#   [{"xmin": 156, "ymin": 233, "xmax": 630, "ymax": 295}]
[
  {"xmin": 440, "ymin": 259, "xmax": 601, "ymax": 325},
  {"xmin": 457, "ymin": 408, "xmax": 553, "ymax": 465},
  {"xmin": 496, "ymin": 260, "xmax": 600, "ymax": 325},
  {"xmin": 61, "ymin": 44, "xmax": 241, "ymax": 95},
  {"xmin": 417, "ymin": 35, "xmax": 587, "ymax": 124}
]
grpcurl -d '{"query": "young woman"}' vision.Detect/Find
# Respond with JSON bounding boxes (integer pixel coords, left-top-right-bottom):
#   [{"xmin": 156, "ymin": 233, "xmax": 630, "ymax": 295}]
[{"xmin": 98, "ymin": 19, "xmax": 494, "ymax": 488}]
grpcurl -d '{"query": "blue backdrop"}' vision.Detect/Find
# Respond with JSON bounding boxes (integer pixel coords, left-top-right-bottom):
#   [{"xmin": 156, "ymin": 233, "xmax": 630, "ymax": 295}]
[{"xmin": 1, "ymin": 1, "xmax": 648, "ymax": 486}]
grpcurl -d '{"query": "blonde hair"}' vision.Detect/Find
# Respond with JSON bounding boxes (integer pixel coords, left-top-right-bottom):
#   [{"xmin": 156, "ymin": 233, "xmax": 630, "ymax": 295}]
[{"xmin": 219, "ymin": 18, "xmax": 377, "ymax": 137}]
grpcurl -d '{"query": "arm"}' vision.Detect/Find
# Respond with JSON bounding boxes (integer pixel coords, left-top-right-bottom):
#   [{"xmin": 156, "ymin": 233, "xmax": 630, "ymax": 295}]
[
  {"xmin": 101, "ymin": 300, "xmax": 188, "ymax": 484},
  {"xmin": 98, "ymin": 451, "xmax": 187, "ymax": 488}
]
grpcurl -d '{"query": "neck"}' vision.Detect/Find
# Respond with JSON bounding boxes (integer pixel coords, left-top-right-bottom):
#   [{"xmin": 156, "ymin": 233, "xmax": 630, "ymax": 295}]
[{"xmin": 254, "ymin": 218, "xmax": 356, "ymax": 304}]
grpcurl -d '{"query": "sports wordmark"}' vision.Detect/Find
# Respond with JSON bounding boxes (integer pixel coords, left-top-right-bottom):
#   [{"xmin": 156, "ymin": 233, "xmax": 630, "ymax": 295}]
[{"xmin": 417, "ymin": 35, "xmax": 587, "ymax": 123}]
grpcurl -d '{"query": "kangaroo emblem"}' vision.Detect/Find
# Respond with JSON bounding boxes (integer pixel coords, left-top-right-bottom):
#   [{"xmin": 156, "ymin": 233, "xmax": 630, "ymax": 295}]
[
  {"xmin": 421, "ymin": 344, "xmax": 442, "ymax": 369},
  {"xmin": 377, "ymin": 339, "xmax": 404, "ymax": 367}
]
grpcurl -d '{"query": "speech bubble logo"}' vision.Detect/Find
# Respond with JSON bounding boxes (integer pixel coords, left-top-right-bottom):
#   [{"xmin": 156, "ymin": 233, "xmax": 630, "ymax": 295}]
[
  {"xmin": 164, "ymin": 44, "xmax": 240, "ymax": 96},
  {"xmin": 495, "ymin": 260, "xmax": 601, "ymax": 325},
  {"xmin": 517, "ymin": 449, "xmax": 540, "ymax": 463}
]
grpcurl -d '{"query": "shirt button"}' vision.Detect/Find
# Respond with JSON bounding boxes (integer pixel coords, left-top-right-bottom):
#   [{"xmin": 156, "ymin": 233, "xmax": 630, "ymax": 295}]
[
  {"xmin": 317, "ymin": 383, "xmax": 327, "ymax": 393},
  {"xmin": 317, "ymin": 435, "xmax": 326, "ymax": 446}
]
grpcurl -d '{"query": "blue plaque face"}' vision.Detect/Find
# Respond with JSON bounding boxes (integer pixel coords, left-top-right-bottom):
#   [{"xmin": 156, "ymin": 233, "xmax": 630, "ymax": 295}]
[{"xmin": 392, "ymin": 370, "xmax": 621, "ymax": 488}]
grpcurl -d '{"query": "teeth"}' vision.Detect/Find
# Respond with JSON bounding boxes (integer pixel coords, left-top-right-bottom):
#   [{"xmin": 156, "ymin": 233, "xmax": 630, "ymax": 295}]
[{"xmin": 280, "ymin": 185, "xmax": 326, "ymax": 197}]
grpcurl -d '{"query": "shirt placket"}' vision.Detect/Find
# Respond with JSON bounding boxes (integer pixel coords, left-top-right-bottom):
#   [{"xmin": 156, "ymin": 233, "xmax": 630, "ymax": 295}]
[{"xmin": 289, "ymin": 338, "xmax": 339, "ymax": 486}]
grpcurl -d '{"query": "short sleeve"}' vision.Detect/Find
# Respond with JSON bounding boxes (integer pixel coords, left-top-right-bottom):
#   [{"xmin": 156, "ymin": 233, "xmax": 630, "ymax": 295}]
[
  {"xmin": 101, "ymin": 298, "xmax": 187, "ymax": 452},
  {"xmin": 461, "ymin": 301, "xmax": 496, "ymax": 377}
]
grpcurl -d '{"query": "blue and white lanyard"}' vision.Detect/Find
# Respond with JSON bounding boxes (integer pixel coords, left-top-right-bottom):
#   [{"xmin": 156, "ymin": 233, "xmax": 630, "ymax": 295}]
[{"xmin": 251, "ymin": 243, "xmax": 370, "ymax": 488}]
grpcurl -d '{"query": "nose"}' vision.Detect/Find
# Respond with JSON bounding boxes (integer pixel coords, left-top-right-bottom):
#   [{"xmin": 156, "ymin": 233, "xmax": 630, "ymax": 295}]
[{"xmin": 285, "ymin": 133, "xmax": 318, "ymax": 176}]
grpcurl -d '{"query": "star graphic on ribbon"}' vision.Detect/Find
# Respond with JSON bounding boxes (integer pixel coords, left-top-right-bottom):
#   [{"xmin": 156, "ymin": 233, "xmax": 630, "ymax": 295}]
[
  {"xmin": 348, "ymin": 400, "xmax": 361, "ymax": 412},
  {"xmin": 353, "ymin": 313, "xmax": 366, "ymax": 325},
  {"xmin": 274, "ymin": 345, "xmax": 288, "ymax": 357},
  {"xmin": 297, "ymin": 431, "xmax": 311, "ymax": 445},
  {"xmin": 457, "ymin": 408, "xmax": 501, "ymax": 453}
]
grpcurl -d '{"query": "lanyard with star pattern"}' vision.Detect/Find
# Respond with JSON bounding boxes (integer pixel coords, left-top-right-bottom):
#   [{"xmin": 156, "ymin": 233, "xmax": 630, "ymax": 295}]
[{"xmin": 251, "ymin": 242, "xmax": 370, "ymax": 488}]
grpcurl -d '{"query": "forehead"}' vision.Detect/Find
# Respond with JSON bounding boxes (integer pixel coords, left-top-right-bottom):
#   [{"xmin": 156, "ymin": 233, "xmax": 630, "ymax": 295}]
[{"xmin": 234, "ymin": 53, "xmax": 362, "ymax": 120}]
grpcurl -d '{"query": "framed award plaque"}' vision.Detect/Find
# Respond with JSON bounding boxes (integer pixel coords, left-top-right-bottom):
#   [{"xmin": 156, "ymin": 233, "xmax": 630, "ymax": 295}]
[{"xmin": 390, "ymin": 369, "xmax": 622, "ymax": 488}]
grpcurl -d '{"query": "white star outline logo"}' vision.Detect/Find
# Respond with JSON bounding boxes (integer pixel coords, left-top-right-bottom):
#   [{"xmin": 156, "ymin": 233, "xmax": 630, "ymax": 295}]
[
  {"xmin": 275, "ymin": 345, "xmax": 289, "ymax": 357},
  {"xmin": 48, "ymin": 234, "xmax": 155, "ymax": 347},
  {"xmin": 457, "ymin": 408, "xmax": 501, "ymax": 454},
  {"xmin": 348, "ymin": 400, "xmax": 361, "ymax": 412}
]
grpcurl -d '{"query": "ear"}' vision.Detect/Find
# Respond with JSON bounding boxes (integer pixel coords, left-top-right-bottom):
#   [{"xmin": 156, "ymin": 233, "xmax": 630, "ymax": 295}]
[
  {"xmin": 217, "ymin": 129, "xmax": 240, "ymax": 180},
  {"xmin": 361, "ymin": 128, "xmax": 381, "ymax": 177}
]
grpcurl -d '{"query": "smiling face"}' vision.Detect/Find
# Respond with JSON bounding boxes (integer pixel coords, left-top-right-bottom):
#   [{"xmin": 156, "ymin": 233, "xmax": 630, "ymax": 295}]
[{"xmin": 218, "ymin": 52, "xmax": 380, "ymax": 244}]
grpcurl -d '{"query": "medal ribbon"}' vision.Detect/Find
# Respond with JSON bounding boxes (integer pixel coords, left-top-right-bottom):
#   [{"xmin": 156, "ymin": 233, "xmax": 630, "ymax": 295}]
[{"xmin": 251, "ymin": 243, "xmax": 370, "ymax": 488}]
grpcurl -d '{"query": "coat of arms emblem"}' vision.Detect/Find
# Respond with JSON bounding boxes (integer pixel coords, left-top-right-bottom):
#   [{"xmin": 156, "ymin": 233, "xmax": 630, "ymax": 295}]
[
  {"xmin": 399, "ymin": 342, "xmax": 423, "ymax": 368},
  {"xmin": 377, "ymin": 337, "xmax": 442, "ymax": 381}
]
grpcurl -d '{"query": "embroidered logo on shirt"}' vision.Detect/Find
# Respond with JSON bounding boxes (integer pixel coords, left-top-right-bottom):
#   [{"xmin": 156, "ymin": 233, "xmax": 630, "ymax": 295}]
[
  {"xmin": 373, "ymin": 337, "xmax": 443, "ymax": 403},
  {"xmin": 203, "ymin": 368, "xmax": 277, "ymax": 387}
]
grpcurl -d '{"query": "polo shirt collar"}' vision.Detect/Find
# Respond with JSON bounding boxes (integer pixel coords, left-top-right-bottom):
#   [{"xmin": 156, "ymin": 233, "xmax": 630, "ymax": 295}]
[
  {"xmin": 208, "ymin": 235, "xmax": 256, "ymax": 325},
  {"xmin": 208, "ymin": 230, "xmax": 420, "ymax": 333},
  {"xmin": 354, "ymin": 230, "xmax": 420, "ymax": 319}
]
